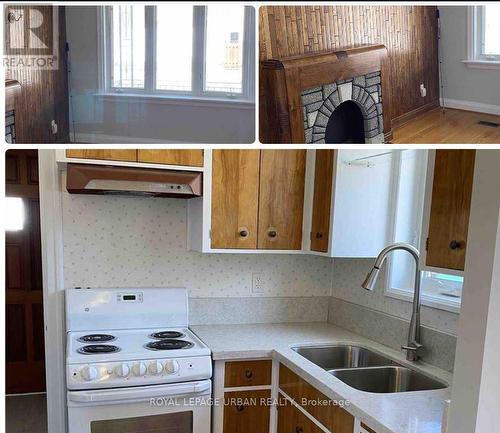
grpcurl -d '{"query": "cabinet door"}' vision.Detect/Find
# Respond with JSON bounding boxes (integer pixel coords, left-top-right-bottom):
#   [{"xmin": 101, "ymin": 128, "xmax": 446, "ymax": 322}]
[
  {"xmin": 137, "ymin": 150, "xmax": 204, "ymax": 167},
  {"xmin": 223, "ymin": 389, "xmax": 270, "ymax": 433},
  {"xmin": 258, "ymin": 150, "xmax": 306, "ymax": 250},
  {"xmin": 426, "ymin": 150, "xmax": 475, "ymax": 271},
  {"xmin": 211, "ymin": 150, "xmax": 260, "ymax": 249},
  {"xmin": 310, "ymin": 150, "xmax": 335, "ymax": 252},
  {"xmin": 65, "ymin": 149, "xmax": 137, "ymax": 162},
  {"xmin": 277, "ymin": 394, "xmax": 323, "ymax": 433}
]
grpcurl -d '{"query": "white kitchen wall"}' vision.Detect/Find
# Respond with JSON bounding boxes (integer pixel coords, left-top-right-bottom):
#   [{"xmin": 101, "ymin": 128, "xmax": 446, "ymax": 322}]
[
  {"xmin": 65, "ymin": 6, "xmax": 255, "ymax": 143},
  {"xmin": 62, "ymin": 182, "xmax": 332, "ymax": 297}
]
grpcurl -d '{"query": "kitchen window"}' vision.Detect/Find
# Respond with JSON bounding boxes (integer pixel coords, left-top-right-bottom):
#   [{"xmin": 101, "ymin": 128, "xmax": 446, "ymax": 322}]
[
  {"xmin": 385, "ymin": 150, "xmax": 463, "ymax": 312},
  {"xmin": 99, "ymin": 5, "xmax": 255, "ymax": 101},
  {"xmin": 464, "ymin": 5, "xmax": 500, "ymax": 69}
]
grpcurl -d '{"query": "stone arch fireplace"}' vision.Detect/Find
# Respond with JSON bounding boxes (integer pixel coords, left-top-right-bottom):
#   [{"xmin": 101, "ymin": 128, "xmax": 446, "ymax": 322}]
[{"xmin": 301, "ymin": 72, "xmax": 384, "ymax": 144}]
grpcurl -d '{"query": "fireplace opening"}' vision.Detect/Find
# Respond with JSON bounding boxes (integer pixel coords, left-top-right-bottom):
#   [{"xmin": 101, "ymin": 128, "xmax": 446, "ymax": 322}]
[{"xmin": 325, "ymin": 101, "xmax": 365, "ymax": 144}]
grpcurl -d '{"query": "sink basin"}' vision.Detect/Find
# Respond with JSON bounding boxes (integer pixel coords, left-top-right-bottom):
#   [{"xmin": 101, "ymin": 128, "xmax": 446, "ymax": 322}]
[
  {"xmin": 292, "ymin": 345, "xmax": 395, "ymax": 370},
  {"xmin": 330, "ymin": 366, "xmax": 448, "ymax": 393}
]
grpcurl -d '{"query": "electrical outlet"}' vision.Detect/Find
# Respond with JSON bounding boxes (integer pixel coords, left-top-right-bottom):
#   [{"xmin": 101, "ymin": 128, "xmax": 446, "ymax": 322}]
[
  {"xmin": 51, "ymin": 119, "xmax": 58, "ymax": 134},
  {"xmin": 252, "ymin": 273, "xmax": 265, "ymax": 294},
  {"xmin": 419, "ymin": 83, "xmax": 427, "ymax": 98}
]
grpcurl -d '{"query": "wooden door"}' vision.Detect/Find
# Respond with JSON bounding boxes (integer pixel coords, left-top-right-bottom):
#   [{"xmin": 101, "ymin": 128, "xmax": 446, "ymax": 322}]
[
  {"xmin": 4, "ymin": 6, "xmax": 69, "ymax": 143},
  {"xmin": 5, "ymin": 150, "xmax": 45, "ymax": 393},
  {"xmin": 137, "ymin": 150, "xmax": 204, "ymax": 167},
  {"xmin": 258, "ymin": 150, "xmax": 306, "ymax": 249},
  {"xmin": 211, "ymin": 150, "xmax": 260, "ymax": 249},
  {"xmin": 426, "ymin": 150, "xmax": 476, "ymax": 271},
  {"xmin": 310, "ymin": 150, "xmax": 335, "ymax": 252},
  {"xmin": 223, "ymin": 389, "xmax": 270, "ymax": 433},
  {"xmin": 277, "ymin": 394, "xmax": 323, "ymax": 433},
  {"xmin": 65, "ymin": 149, "xmax": 137, "ymax": 161}
]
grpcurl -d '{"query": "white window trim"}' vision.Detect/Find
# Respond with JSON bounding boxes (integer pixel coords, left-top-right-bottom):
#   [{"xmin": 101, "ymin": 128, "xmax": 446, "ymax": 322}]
[
  {"xmin": 463, "ymin": 6, "xmax": 500, "ymax": 70},
  {"xmin": 96, "ymin": 5, "xmax": 255, "ymax": 103},
  {"xmin": 383, "ymin": 150, "xmax": 462, "ymax": 314}
]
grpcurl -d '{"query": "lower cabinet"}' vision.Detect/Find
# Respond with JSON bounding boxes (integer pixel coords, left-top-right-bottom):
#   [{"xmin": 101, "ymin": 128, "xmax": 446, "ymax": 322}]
[
  {"xmin": 277, "ymin": 394, "xmax": 323, "ymax": 433},
  {"xmin": 223, "ymin": 389, "xmax": 271, "ymax": 433}
]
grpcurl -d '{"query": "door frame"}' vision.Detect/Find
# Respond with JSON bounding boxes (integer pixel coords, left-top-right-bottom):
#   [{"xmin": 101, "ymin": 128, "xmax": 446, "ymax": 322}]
[{"xmin": 38, "ymin": 150, "xmax": 67, "ymax": 433}]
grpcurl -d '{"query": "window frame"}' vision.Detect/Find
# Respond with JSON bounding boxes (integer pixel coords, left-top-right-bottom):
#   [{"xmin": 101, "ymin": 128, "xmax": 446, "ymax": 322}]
[
  {"xmin": 464, "ymin": 5, "xmax": 500, "ymax": 70},
  {"xmin": 383, "ymin": 150, "xmax": 462, "ymax": 313},
  {"xmin": 97, "ymin": 5, "xmax": 255, "ymax": 102}
]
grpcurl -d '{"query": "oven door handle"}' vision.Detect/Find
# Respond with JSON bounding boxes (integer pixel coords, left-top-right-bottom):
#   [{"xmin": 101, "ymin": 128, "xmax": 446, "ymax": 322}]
[{"xmin": 68, "ymin": 380, "xmax": 211, "ymax": 403}]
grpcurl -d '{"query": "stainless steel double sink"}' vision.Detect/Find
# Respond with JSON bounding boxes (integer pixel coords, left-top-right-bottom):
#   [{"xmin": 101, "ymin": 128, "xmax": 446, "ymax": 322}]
[{"xmin": 292, "ymin": 345, "xmax": 447, "ymax": 393}]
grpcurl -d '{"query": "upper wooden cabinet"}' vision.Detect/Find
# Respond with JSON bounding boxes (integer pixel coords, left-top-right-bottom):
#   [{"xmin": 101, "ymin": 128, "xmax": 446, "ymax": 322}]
[
  {"xmin": 310, "ymin": 150, "xmax": 335, "ymax": 252},
  {"xmin": 205, "ymin": 149, "xmax": 306, "ymax": 251},
  {"xmin": 65, "ymin": 149, "xmax": 137, "ymax": 162},
  {"xmin": 211, "ymin": 150, "xmax": 260, "ymax": 249},
  {"xmin": 425, "ymin": 150, "xmax": 476, "ymax": 271},
  {"xmin": 137, "ymin": 150, "xmax": 204, "ymax": 167},
  {"xmin": 258, "ymin": 150, "xmax": 306, "ymax": 250},
  {"xmin": 64, "ymin": 149, "xmax": 204, "ymax": 167}
]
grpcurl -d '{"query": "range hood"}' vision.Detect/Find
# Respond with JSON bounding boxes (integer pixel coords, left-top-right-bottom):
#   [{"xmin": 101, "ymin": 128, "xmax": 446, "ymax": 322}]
[{"xmin": 66, "ymin": 163, "xmax": 202, "ymax": 198}]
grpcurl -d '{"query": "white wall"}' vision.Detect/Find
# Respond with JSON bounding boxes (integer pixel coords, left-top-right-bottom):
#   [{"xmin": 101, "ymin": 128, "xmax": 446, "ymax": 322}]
[
  {"xmin": 439, "ymin": 6, "xmax": 500, "ymax": 111},
  {"xmin": 65, "ymin": 6, "xmax": 255, "ymax": 143}
]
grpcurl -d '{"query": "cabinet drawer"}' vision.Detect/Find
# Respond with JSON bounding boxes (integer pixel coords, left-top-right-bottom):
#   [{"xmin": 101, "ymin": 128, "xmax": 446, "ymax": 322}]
[
  {"xmin": 223, "ymin": 389, "xmax": 270, "ymax": 433},
  {"xmin": 224, "ymin": 360, "xmax": 272, "ymax": 387},
  {"xmin": 279, "ymin": 364, "xmax": 353, "ymax": 433},
  {"xmin": 277, "ymin": 394, "xmax": 323, "ymax": 433},
  {"xmin": 359, "ymin": 422, "xmax": 377, "ymax": 433}
]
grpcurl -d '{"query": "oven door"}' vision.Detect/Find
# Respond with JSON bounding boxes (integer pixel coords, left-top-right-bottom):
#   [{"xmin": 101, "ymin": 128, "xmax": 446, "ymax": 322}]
[{"xmin": 67, "ymin": 380, "xmax": 211, "ymax": 433}]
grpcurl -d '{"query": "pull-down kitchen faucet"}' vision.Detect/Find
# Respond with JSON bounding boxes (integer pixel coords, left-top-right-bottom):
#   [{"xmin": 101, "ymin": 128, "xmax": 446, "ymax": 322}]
[{"xmin": 362, "ymin": 242, "xmax": 423, "ymax": 361}]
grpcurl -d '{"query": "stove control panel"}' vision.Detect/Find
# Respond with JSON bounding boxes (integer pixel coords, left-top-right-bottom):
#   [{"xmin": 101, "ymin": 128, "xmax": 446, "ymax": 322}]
[{"xmin": 67, "ymin": 355, "xmax": 212, "ymax": 390}]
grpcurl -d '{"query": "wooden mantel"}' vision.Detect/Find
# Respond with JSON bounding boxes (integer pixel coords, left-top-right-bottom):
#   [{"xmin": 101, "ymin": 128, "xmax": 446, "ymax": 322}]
[
  {"xmin": 260, "ymin": 44, "xmax": 391, "ymax": 143},
  {"xmin": 5, "ymin": 79, "xmax": 21, "ymax": 112}
]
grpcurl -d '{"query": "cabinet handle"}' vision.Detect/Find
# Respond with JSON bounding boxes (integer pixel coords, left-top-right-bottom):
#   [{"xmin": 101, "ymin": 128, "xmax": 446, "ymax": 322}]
[
  {"xmin": 449, "ymin": 240, "xmax": 463, "ymax": 250},
  {"xmin": 268, "ymin": 230, "xmax": 277, "ymax": 238},
  {"xmin": 295, "ymin": 426, "xmax": 303, "ymax": 433},
  {"xmin": 244, "ymin": 369, "xmax": 253, "ymax": 379},
  {"xmin": 239, "ymin": 229, "xmax": 249, "ymax": 238},
  {"xmin": 316, "ymin": 232, "xmax": 323, "ymax": 239},
  {"xmin": 236, "ymin": 405, "xmax": 244, "ymax": 412}
]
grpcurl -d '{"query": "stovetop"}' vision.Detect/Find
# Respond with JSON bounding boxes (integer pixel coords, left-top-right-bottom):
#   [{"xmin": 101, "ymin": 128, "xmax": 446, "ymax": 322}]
[{"xmin": 67, "ymin": 327, "xmax": 210, "ymax": 364}]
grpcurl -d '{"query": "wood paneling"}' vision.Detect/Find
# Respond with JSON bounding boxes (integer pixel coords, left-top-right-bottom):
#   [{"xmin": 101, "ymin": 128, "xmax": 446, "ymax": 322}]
[
  {"xmin": 5, "ymin": 150, "xmax": 45, "ymax": 394},
  {"xmin": 279, "ymin": 364, "xmax": 354, "ymax": 433},
  {"xmin": 393, "ymin": 107, "xmax": 500, "ymax": 144},
  {"xmin": 138, "ymin": 150, "xmax": 204, "ymax": 167},
  {"xmin": 311, "ymin": 150, "xmax": 334, "ymax": 252},
  {"xmin": 260, "ymin": 6, "xmax": 439, "ymax": 125},
  {"xmin": 223, "ymin": 389, "xmax": 271, "ymax": 433},
  {"xmin": 224, "ymin": 360, "xmax": 272, "ymax": 388},
  {"xmin": 4, "ymin": 5, "xmax": 69, "ymax": 143},
  {"xmin": 66, "ymin": 149, "xmax": 137, "ymax": 162},
  {"xmin": 258, "ymin": 150, "xmax": 306, "ymax": 249},
  {"xmin": 211, "ymin": 150, "xmax": 260, "ymax": 249},
  {"xmin": 426, "ymin": 150, "xmax": 475, "ymax": 271},
  {"xmin": 277, "ymin": 393, "xmax": 324, "ymax": 433}
]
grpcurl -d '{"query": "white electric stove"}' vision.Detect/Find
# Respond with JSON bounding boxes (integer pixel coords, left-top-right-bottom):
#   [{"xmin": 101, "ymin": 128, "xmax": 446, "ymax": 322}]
[{"xmin": 65, "ymin": 287, "xmax": 212, "ymax": 433}]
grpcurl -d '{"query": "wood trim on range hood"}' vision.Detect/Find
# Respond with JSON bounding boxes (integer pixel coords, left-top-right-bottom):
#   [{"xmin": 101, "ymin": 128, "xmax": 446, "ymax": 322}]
[{"xmin": 66, "ymin": 163, "xmax": 202, "ymax": 198}]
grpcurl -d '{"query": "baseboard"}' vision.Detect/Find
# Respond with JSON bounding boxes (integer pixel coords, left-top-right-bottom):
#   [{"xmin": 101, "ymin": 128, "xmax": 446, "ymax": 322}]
[
  {"xmin": 441, "ymin": 98, "xmax": 500, "ymax": 116},
  {"xmin": 391, "ymin": 100, "xmax": 440, "ymax": 128},
  {"xmin": 71, "ymin": 132, "xmax": 190, "ymax": 144}
]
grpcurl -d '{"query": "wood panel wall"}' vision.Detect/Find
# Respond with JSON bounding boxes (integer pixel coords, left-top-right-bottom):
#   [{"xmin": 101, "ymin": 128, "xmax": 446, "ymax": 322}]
[
  {"xmin": 4, "ymin": 5, "xmax": 69, "ymax": 143},
  {"xmin": 259, "ymin": 6, "xmax": 439, "ymax": 123}
]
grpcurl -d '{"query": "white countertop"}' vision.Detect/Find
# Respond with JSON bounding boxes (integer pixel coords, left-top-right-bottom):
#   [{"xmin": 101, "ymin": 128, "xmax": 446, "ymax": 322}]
[{"xmin": 191, "ymin": 322, "xmax": 451, "ymax": 433}]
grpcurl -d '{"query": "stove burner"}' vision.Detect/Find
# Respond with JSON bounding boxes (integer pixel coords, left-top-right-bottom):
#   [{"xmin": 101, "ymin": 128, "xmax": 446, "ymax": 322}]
[
  {"xmin": 145, "ymin": 339, "xmax": 194, "ymax": 351},
  {"xmin": 150, "ymin": 331, "xmax": 185, "ymax": 340},
  {"xmin": 77, "ymin": 344, "xmax": 121, "ymax": 355},
  {"xmin": 78, "ymin": 334, "xmax": 116, "ymax": 343}
]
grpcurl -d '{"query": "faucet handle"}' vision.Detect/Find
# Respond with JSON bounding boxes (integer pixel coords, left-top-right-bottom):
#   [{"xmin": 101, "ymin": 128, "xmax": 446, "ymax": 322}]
[{"xmin": 402, "ymin": 342, "xmax": 424, "ymax": 359}]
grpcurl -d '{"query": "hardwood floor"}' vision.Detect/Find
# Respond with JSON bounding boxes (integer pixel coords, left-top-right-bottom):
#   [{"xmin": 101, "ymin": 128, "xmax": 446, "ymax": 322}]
[
  {"xmin": 392, "ymin": 107, "xmax": 500, "ymax": 144},
  {"xmin": 6, "ymin": 393, "xmax": 47, "ymax": 433}
]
